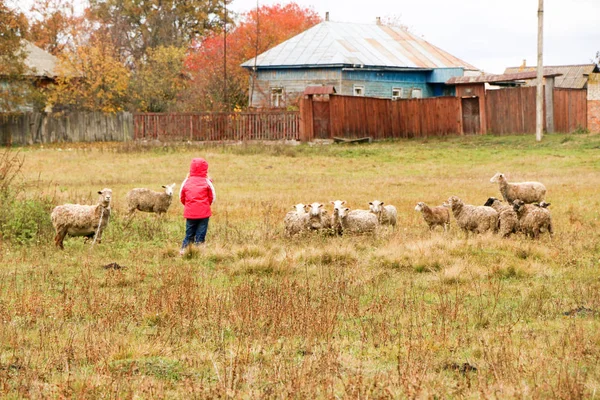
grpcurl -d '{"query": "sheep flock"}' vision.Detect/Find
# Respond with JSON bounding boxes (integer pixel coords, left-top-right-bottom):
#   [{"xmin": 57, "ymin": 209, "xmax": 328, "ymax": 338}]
[{"xmin": 50, "ymin": 172, "xmax": 553, "ymax": 249}]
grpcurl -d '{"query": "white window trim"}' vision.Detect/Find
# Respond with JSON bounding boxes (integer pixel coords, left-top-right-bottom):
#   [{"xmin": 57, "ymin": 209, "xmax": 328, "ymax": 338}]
[
  {"xmin": 353, "ymin": 85, "xmax": 365, "ymax": 97},
  {"xmin": 271, "ymin": 87, "xmax": 284, "ymax": 108},
  {"xmin": 392, "ymin": 87, "xmax": 402, "ymax": 100},
  {"xmin": 411, "ymin": 88, "xmax": 423, "ymax": 99}
]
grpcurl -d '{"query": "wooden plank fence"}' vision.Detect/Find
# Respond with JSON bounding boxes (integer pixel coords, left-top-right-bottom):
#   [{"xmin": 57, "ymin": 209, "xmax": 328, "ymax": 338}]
[{"xmin": 134, "ymin": 111, "xmax": 300, "ymax": 141}]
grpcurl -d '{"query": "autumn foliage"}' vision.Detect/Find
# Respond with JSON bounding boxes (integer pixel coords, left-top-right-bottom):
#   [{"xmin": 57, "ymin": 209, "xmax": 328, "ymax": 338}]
[{"xmin": 184, "ymin": 3, "xmax": 321, "ymax": 111}]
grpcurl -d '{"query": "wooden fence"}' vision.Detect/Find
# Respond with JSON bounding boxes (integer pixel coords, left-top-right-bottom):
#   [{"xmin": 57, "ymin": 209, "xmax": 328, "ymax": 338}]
[
  {"xmin": 0, "ymin": 112, "xmax": 133, "ymax": 146},
  {"xmin": 301, "ymin": 95, "xmax": 461, "ymax": 140},
  {"xmin": 134, "ymin": 111, "xmax": 300, "ymax": 141},
  {"xmin": 486, "ymin": 87, "xmax": 587, "ymax": 134}
]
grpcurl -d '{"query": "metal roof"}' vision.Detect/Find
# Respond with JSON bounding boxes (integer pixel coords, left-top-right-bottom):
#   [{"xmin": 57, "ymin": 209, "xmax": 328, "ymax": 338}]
[
  {"xmin": 447, "ymin": 71, "xmax": 562, "ymax": 85},
  {"xmin": 503, "ymin": 64, "xmax": 598, "ymax": 89},
  {"xmin": 241, "ymin": 21, "xmax": 478, "ymax": 71},
  {"xmin": 23, "ymin": 41, "xmax": 57, "ymax": 78}
]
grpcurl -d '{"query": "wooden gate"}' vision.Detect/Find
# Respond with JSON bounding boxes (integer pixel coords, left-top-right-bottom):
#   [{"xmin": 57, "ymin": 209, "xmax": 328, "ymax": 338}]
[
  {"xmin": 313, "ymin": 100, "xmax": 330, "ymax": 139},
  {"xmin": 462, "ymin": 97, "xmax": 480, "ymax": 134}
]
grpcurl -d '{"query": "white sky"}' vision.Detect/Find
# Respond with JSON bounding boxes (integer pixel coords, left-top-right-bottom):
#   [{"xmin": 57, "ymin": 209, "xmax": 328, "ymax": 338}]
[
  {"xmin": 230, "ymin": 0, "xmax": 600, "ymax": 74},
  {"xmin": 13, "ymin": 0, "xmax": 600, "ymax": 74}
]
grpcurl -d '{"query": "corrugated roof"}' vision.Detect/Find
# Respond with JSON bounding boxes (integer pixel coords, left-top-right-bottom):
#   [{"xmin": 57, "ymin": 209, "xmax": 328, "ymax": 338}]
[
  {"xmin": 447, "ymin": 71, "xmax": 562, "ymax": 85},
  {"xmin": 503, "ymin": 64, "xmax": 598, "ymax": 89},
  {"xmin": 241, "ymin": 21, "xmax": 477, "ymax": 71},
  {"xmin": 23, "ymin": 41, "xmax": 57, "ymax": 77}
]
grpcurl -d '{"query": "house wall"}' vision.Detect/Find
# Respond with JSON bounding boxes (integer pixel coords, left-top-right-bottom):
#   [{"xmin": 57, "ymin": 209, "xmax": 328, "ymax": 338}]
[
  {"xmin": 250, "ymin": 68, "xmax": 342, "ymax": 108},
  {"xmin": 587, "ymin": 73, "xmax": 600, "ymax": 133},
  {"xmin": 249, "ymin": 67, "xmax": 461, "ymax": 108}
]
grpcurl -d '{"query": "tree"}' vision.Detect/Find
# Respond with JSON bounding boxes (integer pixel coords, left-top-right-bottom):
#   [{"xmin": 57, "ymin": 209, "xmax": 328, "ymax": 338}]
[
  {"xmin": 184, "ymin": 2, "xmax": 321, "ymax": 111},
  {"xmin": 130, "ymin": 46, "xmax": 189, "ymax": 112},
  {"xmin": 27, "ymin": 0, "xmax": 78, "ymax": 56},
  {"xmin": 88, "ymin": 0, "xmax": 226, "ymax": 65},
  {"xmin": 47, "ymin": 34, "xmax": 130, "ymax": 113},
  {"xmin": 0, "ymin": 1, "xmax": 31, "ymax": 112}
]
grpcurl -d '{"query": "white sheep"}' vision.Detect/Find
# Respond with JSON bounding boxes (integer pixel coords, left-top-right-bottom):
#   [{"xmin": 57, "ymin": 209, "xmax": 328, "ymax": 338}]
[
  {"xmin": 332, "ymin": 207, "xmax": 378, "ymax": 235},
  {"xmin": 483, "ymin": 197, "xmax": 519, "ymax": 238},
  {"xmin": 51, "ymin": 188, "xmax": 113, "ymax": 249},
  {"xmin": 414, "ymin": 202, "xmax": 450, "ymax": 231},
  {"xmin": 307, "ymin": 202, "xmax": 332, "ymax": 231},
  {"xmin": 512, "ymin": 199, "xmax": 553, "ymax": 239},
  {"xmin": 444, "ymin": 196, "xmax": 498, "ymax": 236},
  {"xmin": 490, "ymin": 172, "xmax": 547, "ymax": 204},
  {"xmin": 126, "ymin": 183, "xmax": 176, "ymax": 217},
  {"xmin": 283, "ymin": 203, "xmax": 309, "ymax": 237},
  {"xmin": 369, "ymin": 200, "xmax": 397, "ymax": 227}
]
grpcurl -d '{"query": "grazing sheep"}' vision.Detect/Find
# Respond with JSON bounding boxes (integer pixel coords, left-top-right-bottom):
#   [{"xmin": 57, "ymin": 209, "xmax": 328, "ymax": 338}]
[
  {"xmin": 512, "ymin": 199, "xmax": 553, "ymax": 239},
  {"xmin": 369, "ymin": 200, "xmax": 397, "ymax": 227},
  {"xmin": 283, "ymin": 203, "xmax": 309, "ymax": 237},
  {"xmin": 332, "ymin": 207, "xmax": 378, "ymax": 235},
  {"xmin": 444, "ymin": 196, "xmax": 498, "ymax": 236},
  {"xmin": 51, "ymin": 188, "xmax": 112, "ymax": 249},
  {"xmin": 483, "ymin": 197, "xmax": 519, "ymax": 238},
  {"xmin": 414, "ymin": 202, "xmax": 450, "ymax": 231},
  {"xmin": 126, "ymin": 183, "xmax": 176, "ymax": 217},
  {"xmin": 490, "ymin": 172, "xmax": 547, "ymax": 204},
  {"xmin": 307, "ymin": 202, "xmax": 332, "ymax": 231}
]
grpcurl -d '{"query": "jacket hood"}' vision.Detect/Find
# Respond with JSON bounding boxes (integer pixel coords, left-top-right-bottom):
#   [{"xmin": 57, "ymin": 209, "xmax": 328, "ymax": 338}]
[{"xmin": 189, "ymin": 158, "xmax": 208, "ymax": 177}]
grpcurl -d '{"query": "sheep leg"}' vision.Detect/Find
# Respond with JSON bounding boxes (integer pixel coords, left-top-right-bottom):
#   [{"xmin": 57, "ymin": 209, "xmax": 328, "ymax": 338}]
[{"xmin": 54, "ymin": 227, "xmax": 67, "ymax": 249}]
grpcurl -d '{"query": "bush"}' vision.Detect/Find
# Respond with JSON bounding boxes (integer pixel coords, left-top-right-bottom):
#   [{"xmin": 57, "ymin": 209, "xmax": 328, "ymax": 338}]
[{"xmin": 0, "ymin": 149, "xmax": 54, "ymax": 244}]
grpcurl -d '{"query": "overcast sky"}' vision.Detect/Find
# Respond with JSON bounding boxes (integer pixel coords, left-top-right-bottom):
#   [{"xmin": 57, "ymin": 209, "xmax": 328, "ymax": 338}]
[
  {"xmin": 13, "ymin": 0, "xmax": 599, "ymax": 74},
  {"xmin": 231, "ymin": 0, "xmax": 600, "ymax": 74}
]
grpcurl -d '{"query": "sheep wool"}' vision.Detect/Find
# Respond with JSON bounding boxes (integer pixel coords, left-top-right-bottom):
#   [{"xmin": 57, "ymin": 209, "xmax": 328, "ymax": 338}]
[
  {"xmin": 445, "ymin": 196, "xmax": 498, "ymax": 235},
  {"xmin": 512, "ymin": 199, "xmax": 553, "ymax": 239},
  {"xmin": 51, "ymin": 188, "xmax": 112, "ymax": 249},
  {"xmin": 284, "ymin": 204, "xmax": 309, "ymax": 237},
  {"xmin": 333, "ymin": 207, "xmax": 378, "ymax": 235},
  {"xmin": 484, "ymin": 197, "xmax": 519, "ymax": 238},
  {"xmin": 490, "ymin": 172, "xmax": 546, "ymax": 204},
  {"xmin": 126, "ymin": 183, "xmax": 176, "ymax": 216},
  {"xmin": 414, "ymin": 202, "xmax": 450, "ymax": 231},
  {"xmin": 369, "ymin": 200, "xmax": 397, "ymax": 227}
]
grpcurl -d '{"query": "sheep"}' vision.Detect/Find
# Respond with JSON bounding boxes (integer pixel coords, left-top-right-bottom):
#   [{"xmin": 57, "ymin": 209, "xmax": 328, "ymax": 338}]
[
  {"xmin": 332, "ymin": 207, "xmax": 378, "ymax": 235},
  {"xmin": 414, "ymin": 202, "xmax": 450, "ymax": 231},
  {"xmin": 283, "ymin": 203, "xmax": 309, "ymax": 237},
  {"xmin": 483, "ymin": 197, "xmax": 519, "ymax": 238},
  {"xmin": 490, "ymin": 172, "xmax": 547, "ymax": 204},
  {"xmin": 512, "ymin": 199, "xmax": 553, "ymax": 239},
  {"xmin": 307, "ymin": 202, "xmax": 332, "ymax": 231},
  {"xmin": 444, "ymin": 196, "xmax": 498, "ymax": 236},
  {"xmin": 330, "ymin": 200, "xmax": 346, "ymax": 212},
  {"xmin": 369, "ymin": 200, "xmax": 397, "ymax": 227},
  {"xmin": 126, "ymin": 183, "xmax": 176, "ymax": 217},
  {"xmin": 51, "ymin": 188, "xmax": 112, "ymax": 249}
]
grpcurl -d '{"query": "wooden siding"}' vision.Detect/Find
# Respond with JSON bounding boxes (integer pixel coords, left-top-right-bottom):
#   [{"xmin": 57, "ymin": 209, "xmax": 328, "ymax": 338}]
[
  {"xmin": 486, "ymin": 87, "xmax": 587, "ymax": 134},
  {"xmin": 134, "ymin": 112, "xmax": 300, "ymax": 141},
  {"xmin": 327, "ymin": 95, "xmax": 461, "ymax": 139}
]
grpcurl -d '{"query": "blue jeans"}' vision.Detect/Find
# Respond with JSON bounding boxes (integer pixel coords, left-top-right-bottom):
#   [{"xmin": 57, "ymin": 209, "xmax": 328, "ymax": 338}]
[{"xmin": 182, "ymin": 217, "xmax": 209, "ymax": 249}]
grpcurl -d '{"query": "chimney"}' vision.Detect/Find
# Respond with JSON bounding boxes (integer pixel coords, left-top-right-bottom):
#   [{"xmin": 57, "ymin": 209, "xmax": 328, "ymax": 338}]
[
  {"xmin": 376, "ymin": 17, "xmax": 381, "ymax": 25},
  {"xmin": 519, "ymin": 59, "xmax": 526, "ymax": 71},
  {"xmin": 325, "ymin": 11, "xmax": 329, "ymax": 21}
]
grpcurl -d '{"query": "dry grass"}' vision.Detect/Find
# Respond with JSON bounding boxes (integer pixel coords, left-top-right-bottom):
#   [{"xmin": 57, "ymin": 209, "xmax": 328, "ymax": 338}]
[{"xmin": 1, "ymin": 134, "xmax": 600, "ymax": 398}]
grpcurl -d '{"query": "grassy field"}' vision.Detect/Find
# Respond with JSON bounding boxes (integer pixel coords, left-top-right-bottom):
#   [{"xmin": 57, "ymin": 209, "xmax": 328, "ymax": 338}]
[{"xmin": 1, "ymin": 133, "xmax": 600, "ymax": 398}]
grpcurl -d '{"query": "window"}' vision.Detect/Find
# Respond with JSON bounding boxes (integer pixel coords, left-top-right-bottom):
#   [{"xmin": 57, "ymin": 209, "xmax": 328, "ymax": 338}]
[
  {"xmin": 392, "ymin": 88, "xmax": 402, "ymax": 100},
  {"xmin": 353, "ymin": 85, "xmax": 365, "ymax": 96},
  {"xmin": 271, "ymin": 87, "xmax": 284, "ymax": 108},
  {"xmin": 411, "ymin": 88, "xmax": 422, "ymax": 99}
]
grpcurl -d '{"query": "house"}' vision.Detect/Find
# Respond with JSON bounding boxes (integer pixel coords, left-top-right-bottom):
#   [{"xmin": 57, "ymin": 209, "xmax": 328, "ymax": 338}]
[
  {"xmin": 0, "ymin": 41, "xmax": 58, "ymax": 112},
  {"xmin": 241, "ymin": 17, "xmax": 478, "ymax": 109},
  {"xmin": 503, "ymin": 63, "xmax": 599, "ymax": 89}
]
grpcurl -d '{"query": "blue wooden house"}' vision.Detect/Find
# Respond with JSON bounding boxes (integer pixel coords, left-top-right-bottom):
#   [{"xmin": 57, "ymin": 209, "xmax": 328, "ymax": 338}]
[{"xmin": 241, "ymin": 18, "xmax": 478, "ymax": 108}]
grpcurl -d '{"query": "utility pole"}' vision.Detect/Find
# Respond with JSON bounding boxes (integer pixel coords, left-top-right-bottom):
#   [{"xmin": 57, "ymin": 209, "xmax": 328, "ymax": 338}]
[
  {"xmin": 223, "ymin": 0, "xmax": 228, "ymax": 111},
  {"xmin": 536, "ymin": 0, "xmax": 544, "ymax": 141}
]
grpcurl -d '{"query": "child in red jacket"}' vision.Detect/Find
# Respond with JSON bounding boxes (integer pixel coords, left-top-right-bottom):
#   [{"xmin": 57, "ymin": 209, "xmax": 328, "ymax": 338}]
[{"xmin": 179, "ymin": 158, "xmax": 216, "ymax": 254}]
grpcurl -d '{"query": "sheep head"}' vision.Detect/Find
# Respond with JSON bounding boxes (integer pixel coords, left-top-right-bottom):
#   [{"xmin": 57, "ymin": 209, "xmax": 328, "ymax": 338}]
[
  {"xmin": 97, "ymin": 188, "xmax": 112, "ymax": 208},
  {"xmin": 490, "ymin": 172, "xmax": 505, "ymax": 183},
  {"xmin": 484, "ymin": 197, "xmax": 500, "ymax": 207},
  {"xmin": 293, "ymin": 203, "xmax": 307, "ymax": 215},
  {"xmin": 414, "ymin": 202, "xmax": 425, "ymax": 212},
  {"xmin": 369, "ymin": 200, "xmax": 384, "ymax": 214},
  {"xmin": 162, "ymin": 183, "xmax": 176, "ymax": 196},
  {"xmin": 512, "ymin": 199, "xmax": 525, "ymax": 213}
]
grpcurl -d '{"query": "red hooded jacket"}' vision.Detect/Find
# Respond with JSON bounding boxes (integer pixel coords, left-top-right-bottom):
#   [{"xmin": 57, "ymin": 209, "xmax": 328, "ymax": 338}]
[{"xmin": 179, "ymin": 158, "xmax": 215, "ymax": 219}]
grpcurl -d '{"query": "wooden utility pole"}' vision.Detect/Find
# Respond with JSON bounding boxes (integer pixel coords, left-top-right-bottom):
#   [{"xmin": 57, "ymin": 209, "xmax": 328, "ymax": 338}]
[
  {"xmin": 223, "ymin": 0, "xmax": 228, "ymax": 111},
  {"xmin": 536, "ymin": 0, "xmax": 544, "ymax": 141}
]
